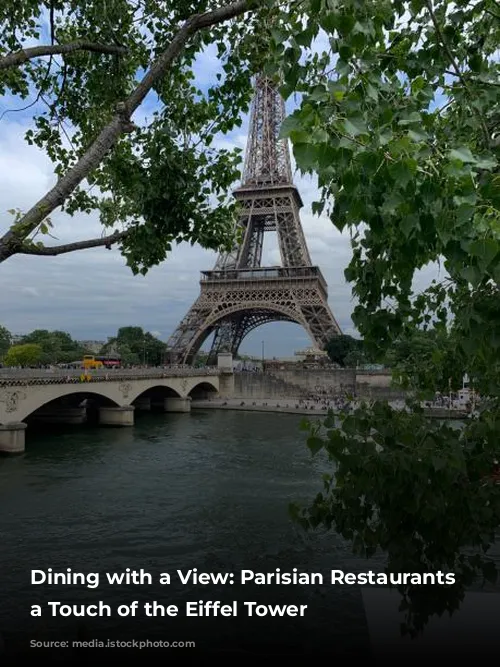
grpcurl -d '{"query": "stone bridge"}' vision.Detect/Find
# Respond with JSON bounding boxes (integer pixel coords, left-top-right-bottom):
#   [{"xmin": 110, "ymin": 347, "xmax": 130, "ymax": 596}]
[{"xmin": 0, "ymin": 360, "xmax": 235, "ymax": 454}]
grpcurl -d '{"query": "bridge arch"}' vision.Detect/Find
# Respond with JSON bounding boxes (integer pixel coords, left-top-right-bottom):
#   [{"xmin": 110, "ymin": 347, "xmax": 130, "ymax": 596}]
[
  {"xmin": 130, "ymin": 384, "xmax": 182, "ymax": 404},
  {"xmin": 17, "ymin": 388, "xmax": 121, "ymax": 423},
  {"xmin": 188, "ymin": 380, "xmax": 219, "ymax": 400}
]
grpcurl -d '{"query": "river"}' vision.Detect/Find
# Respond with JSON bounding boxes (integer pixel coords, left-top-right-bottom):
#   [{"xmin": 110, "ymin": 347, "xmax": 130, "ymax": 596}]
[
  {"xmin": 0, "ymin": 409, "xmax": 498, "ymax": 659},
  {"xmin": 0, "ymin": 410, "xmax": 376, "ymax": 657}
]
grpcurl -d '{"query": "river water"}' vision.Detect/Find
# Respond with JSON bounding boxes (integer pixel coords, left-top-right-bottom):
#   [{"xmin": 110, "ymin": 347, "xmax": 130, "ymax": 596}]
[
  {"xmin": 0, "ymin": 409, "xmax": 498, "ymax": 659},
  {"xmin": 1, "ymin": 410, "xmax": 375, "ymax": 657}
]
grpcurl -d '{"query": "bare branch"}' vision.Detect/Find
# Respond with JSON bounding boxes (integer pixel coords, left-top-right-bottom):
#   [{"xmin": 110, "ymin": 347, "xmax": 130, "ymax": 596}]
[
  {"xmin": 0, "ymin": 41, "xmax": 127, "ymax": 71},
  {"xmin": 17, "ymin": 230, "xmax": 130, "ymax": 256},
  {"xmin": 0, "ymin": 0, "xmax": 254, "ymax": 263}
]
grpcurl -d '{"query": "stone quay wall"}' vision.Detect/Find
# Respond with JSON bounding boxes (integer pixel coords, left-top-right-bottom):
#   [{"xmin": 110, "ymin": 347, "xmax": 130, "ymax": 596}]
[{"xmin": 234, "ymin": 368, "xmax": 405, "ymax": 400}]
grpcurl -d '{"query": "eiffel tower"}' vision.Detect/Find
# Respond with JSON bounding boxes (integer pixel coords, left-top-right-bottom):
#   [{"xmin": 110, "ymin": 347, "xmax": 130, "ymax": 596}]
[{"xmin": 167, "ymin": 75, "xmax": 341, "ymax": 365}]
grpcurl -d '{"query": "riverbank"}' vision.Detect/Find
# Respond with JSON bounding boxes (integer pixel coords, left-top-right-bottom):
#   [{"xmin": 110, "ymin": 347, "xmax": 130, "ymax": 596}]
[
  {"xmin": 192, "ymin": 399, "xmax": 326, "ymax": 416},
  {"xmin": 191, "ymin": 399, "xmax": 469, "ymax": 420}
]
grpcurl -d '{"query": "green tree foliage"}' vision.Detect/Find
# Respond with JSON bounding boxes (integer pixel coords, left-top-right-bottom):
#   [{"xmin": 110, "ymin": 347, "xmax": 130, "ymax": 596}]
[
  {"xmin": 0, "ymin": 0, "xmax": 276, "ymax": 270},
  {"xmin": 261, "ymin": 0, "xmax": 500, "ymax": 634},
  {"xmin": 0, "ymin": 324, "xmax": 11, "ymax": 359},
  {"xmin": 107, "ymin": 343, "xmax": 140, "ymax": 367},
  {"xmin": 269, "ymin": 0, "xmax": 499, "ymax": 397},
  {"xmin": 21, "ymin": 329, "xmax": 85, "ymax": 363},
  {"xmin": 343, "ymin": 347, "xmax": 368, "ymax": 368},
  {"xmin": 101, "ymin": 326, "xmax": 166, "ymax": 366},
  {"xmin": 4, "ymin": 343, "xmax": 43, "ymax": 366},
  {"xmin": 325, "ymin": 334, "xmax": 363, "ymax": 366},
  {"xmin": 292, "ymin": 402, "xmax": 500, "ymax": 637},
  {"xmin": 387, "ymin": 328, "xmax": 467, "ymax": 393},
  {"xmin": 193, "ymin": 350, "xmax": 210, "ymax": 367}
]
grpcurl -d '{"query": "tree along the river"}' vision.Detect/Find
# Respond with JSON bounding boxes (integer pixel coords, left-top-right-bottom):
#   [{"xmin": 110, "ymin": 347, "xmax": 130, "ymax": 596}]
[
  {"xmin": 0, "ymin": 0, "xmax": 276, "ymax": 270},
  {"xmin": 21, "ymin": 329, "xmax": 88, "ymax": 364},
  {"xmin": 261, "ymin": 0, "xmax": 499, "ymax": 638},
  {"xmin": 4, "ymin": 343, "xmax": 43, "ymax": 366},
  {"xmin": 101, "ymin": 326, "xmax": 166, "ymax": 366},
  {"xmin": 325, "ymin": 334, "xmax": 364, "ymax": 367},
  {"xmin": 0, "ymin": 324, "xmax": 11, "ymax": 360}
]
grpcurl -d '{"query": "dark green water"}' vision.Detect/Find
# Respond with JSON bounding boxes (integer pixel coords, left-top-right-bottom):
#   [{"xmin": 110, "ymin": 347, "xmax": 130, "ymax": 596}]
[{"xmin": 0, "ymin": 410, "xmax": 374, "ymax": 657}]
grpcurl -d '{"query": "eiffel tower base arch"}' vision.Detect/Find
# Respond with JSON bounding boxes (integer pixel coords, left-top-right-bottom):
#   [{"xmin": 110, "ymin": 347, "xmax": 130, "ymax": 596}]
[{"xmin": 168, "ymin": 267, "xmax": 339, "ymax": 365}]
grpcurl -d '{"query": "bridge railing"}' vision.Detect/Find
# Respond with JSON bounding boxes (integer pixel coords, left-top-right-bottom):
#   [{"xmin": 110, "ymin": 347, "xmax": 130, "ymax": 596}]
[{"xmin": 0, "ymin": 366, "xmax": 221, "ymax": 386}]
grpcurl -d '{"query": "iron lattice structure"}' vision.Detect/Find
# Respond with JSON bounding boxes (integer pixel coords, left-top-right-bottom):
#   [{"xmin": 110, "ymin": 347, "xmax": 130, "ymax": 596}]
[{"xmin": 167, "ymin": 75, "xmax": 341, "ymax": 365}]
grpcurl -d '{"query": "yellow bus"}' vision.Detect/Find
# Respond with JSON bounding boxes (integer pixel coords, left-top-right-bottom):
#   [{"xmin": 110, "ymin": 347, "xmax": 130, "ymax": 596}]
[{"xmin": 82, "ymin": 355, "xmax": 104, "ymax": 370}]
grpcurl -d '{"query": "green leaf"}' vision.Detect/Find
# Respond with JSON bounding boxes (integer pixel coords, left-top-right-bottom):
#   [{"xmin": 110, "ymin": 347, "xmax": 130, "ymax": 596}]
[
  {"xmin": 279, "ymin": 115, "xmax": 303, "ymax": 138},
  {"xmin": 411, "ymin": 76, "xmax": 426, "ymax": 93},
  {"xmin": 289, "ymin": 130, "xmax": 312, "ymax": 144},
  {"xmin": 408, "ymin": 128, "xmax": 427, "ymax": 142},
  {"xmin": 456, "ymin": 203, "xmax": 474, "ymax": 224},
  {"xmin": 388, "ymin": 158, "xmax": 417, "ymax": 187},
  {"xmin": 431, "ymin": 456, "xmax": 445, "ymax": 471},
  {"xmin": 295, "ymin": 28, "xmax": 314, "ymax": 47},
  {"xmin": 449, "ymin": 147, "xmax": 476, "ymax": 163},
  {"xmin": 312, "ymin": 200, "xmax": 325, "ymax": 216},
  {"xmin": 308, "ymin": 85, "xmax": 329, "ymax": 102},
  {"xmin": 366, "ymin": 83, "xmax": 378, "ymax": 102},
  {"xmin": 460, "ymin": 265, "xmax": 482, "ymax": 286},
  {"xmin": 469, "ymin": 239, "xmax": 498, "ymax": 267},
  {"xmin": 293, "ymin": 143, "xmax": 318, "ymax": 170},
  {"xmin": 343, "ymin": 117, "xmax": 368, "ymax": 137},
  {"xmin": 398, "ymin": 112, "xmax": 422, "ymax": 126},
  {"xmin": 474, "ymin": 156, "xmax": 497, "ymax": 170},
  {"xmin": 400, "ymin": 214, "xmax": 419, "ymax": 238},
  {"xmin": 299, "ymin": 419, "xmax": 310, "ymax": 432},
  {"xmin": 271, "ymin": 28, "xmax": 287, "ymax": 44},
  {"xmin": 307, "ymin": 436, "xmax": 324, "ymax": 456}
]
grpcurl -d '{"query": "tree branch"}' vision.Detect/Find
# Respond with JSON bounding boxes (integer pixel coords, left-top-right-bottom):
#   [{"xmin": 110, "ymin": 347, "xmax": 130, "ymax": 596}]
[
  {"xmin": 0, "ymin": 0, "xmax": 255, "ymax": 263},
  {"xmin": 17, "ymin": 230, "xmax": 130, "ymax": 256},
  {"xmin": 484, "ymin": 7, "xmax": 500, "ymax": 21},
  {"xmin": 425, "ymin": 0, "xmax": 491, "ymax": 148},
  {"xmin": 0, "ymin": 41, "xmax": 127, "ymax": 71}
]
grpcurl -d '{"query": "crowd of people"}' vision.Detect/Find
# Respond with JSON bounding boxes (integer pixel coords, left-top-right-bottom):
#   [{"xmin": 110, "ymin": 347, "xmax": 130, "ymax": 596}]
[{"xmin": 195, "ymin": 384, "xmax": 479, "ymax": 416}]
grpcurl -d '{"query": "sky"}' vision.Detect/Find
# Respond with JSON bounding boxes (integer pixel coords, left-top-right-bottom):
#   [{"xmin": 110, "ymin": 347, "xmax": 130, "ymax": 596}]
[{"xmin": 0, "ymin": 25, "xmax": 438, "ymax": 359}]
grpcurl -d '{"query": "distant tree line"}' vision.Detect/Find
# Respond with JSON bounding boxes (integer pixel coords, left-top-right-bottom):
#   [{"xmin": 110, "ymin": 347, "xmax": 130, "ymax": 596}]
[
  {"xmin": 0, "ymin": 324, "xmax": 168, "ymax": 367},
  {"xmin": 101, "ymin": 326, "xmax": 166, "ymax": 367}
]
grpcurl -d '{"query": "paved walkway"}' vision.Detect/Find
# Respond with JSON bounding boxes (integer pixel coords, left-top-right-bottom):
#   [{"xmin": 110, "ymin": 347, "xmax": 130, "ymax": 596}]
[
  {"xmin": 191, "ymin": 398, "xmax": 469, "ymax": 419},
  {"xmin": 192, "ymin": 398, "xmax": 331, "ymax": 416}
]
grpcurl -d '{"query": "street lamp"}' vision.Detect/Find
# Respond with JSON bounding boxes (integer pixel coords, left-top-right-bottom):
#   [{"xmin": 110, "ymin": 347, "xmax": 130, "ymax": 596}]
[
  {"xmin": 261, "ymin": 340, "xmax": 265, "ymax": 363},
  {"xmin": 143, "ymin": 337, "xmax": 146, "ymax": 366}
]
